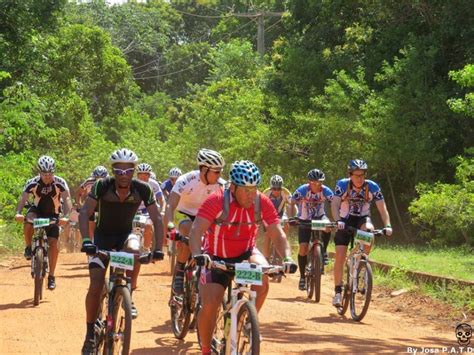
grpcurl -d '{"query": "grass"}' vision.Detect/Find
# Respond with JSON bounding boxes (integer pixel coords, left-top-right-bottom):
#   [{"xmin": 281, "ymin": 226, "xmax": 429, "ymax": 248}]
[{"xmin": 0, "ymin": 219, "xmax": 24, "ymax": 259}]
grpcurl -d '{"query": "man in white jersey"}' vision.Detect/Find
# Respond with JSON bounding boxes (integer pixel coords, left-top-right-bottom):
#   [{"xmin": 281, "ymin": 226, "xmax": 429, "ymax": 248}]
[{"xmin": 163, "ymin": 149, "xmax": 225, "ymax": 295}]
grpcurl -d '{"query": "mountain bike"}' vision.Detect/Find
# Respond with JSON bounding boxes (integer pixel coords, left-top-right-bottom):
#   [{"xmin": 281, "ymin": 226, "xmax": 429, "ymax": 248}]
[
  {"xmin": 91, "ymin": 249, "xmax": 155, "ymax": 354},
  {"xmin": 30, "ymin": 218, "xmax": 57, "ymax": 306},
  {"xmin": 169, "ymin": 234, "xmax": 200, "ymax": 339},
  {"xmin": 167, "ymin": 224, "xmax": 177, "ymax": 275},
  {"xmin": 290, "ymin": 218, "xmax": 335, "ymax": 303},
  {"xmin": 336, "ymin": 227, "xmax": 385, "ymax": 321},
  {"xmin": 199, "ymin": 260, "xmax": 287, "ymax": 355},
  {"xmin": 65, "ymin": 209, "xmax": 81, "ymax": 253},
  {"xmin": 132, "ymin": 213, "xmax": 148, "ymax": 251}
]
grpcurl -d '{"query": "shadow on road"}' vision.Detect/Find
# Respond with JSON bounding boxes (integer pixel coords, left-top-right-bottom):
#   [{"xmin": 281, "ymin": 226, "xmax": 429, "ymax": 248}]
[{"xmin": 0, "ymin": 298, "xmax": 41, "ymax": 310}]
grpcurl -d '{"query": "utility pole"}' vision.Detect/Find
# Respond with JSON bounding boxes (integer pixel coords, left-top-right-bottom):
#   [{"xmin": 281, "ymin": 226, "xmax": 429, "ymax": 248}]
[{"xmin": 257, "ymin": 13, "xmax": 265, "ymax": 57}]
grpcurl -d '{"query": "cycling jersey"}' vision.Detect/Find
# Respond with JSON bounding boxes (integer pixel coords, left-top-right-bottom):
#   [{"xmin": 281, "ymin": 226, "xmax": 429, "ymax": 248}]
[
  {"xmin": 334, "ymin": 178, "xmax": 384, "ymax": 218},
  {"xmin": 22, "ymin": 176, "xmax": 69, "ymax": 216},
  {"xmin": 161, "ymin": 179, "xmax": 173, "ymax": 195},
  {"xmin": 262, "ymin": 187, "xmax": 292, "ymax": 218},
  {"xmin": 171, "ymin": 170, "xmax": 225, "ymax": 217},
  {"xmin": 198, "ymin": 190, "xmax": 279, "ymax": 259},
  {"xmin": 89, "ymin": 177, "xmax": 155, "ymax": 237},
  {"xmin": 138, "ymin": 178, "xmax": 162, "ymax": 211},
  {"xmin": 292, "ymin": 184, "xmax": 333, "ymax": 220}
]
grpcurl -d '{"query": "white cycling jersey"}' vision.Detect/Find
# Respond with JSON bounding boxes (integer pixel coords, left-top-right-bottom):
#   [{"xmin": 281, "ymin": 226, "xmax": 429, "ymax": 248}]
[
  {"xmin": 172, "ymin": 170, "xmax": 225, "ymax": 216},
  {"xmin": 138, "ymin": 178, "xmax": 163, "ymax": 211}
]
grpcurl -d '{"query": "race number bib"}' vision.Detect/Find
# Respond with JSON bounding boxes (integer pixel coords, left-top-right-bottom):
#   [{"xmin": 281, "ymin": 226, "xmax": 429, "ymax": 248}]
[
  {"xmin": 33, "ymin": 218, "xmax": 50, "ymax": 228},
  {"xmin": 133, "ymin": 215, "xmax": 148, "ymax": 224},
  {"xmin": 354, "ymin": 230, "xmax": 374, "ymax": 246},
  {"xmin": 235, "ymin": 263, "xmax": 263, "ymax": 286},
  {"xmin": 311, "ymin": 220, "xmax": 330, "ymax": 231},
  {"xmin": 109, "ymin": 252, "xmax": 135, "ymax": 271}
]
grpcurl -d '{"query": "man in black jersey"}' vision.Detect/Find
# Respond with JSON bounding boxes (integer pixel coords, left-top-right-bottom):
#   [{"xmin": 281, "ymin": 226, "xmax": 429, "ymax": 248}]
[{"xmin": 79, "ymin": 148, "xmax": 164, "ymax": 354}]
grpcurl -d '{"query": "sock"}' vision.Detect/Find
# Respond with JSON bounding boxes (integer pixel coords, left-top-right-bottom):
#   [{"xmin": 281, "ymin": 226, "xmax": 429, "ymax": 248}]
[
  {"xmin": 335, "ymin": 285, "xmax": 342, "ymax": 294},
  {"xmin": 86, "ymin": 322, "xmax": 94, "ymax": 339},
  {"xmin": 298, "ymin": 254, "xmax": 307, "ymax": 278}
]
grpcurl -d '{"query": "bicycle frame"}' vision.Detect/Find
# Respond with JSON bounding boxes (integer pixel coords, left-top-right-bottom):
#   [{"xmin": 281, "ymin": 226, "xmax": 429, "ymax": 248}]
[{"xmin": 31, "ymin": 226, "xmax": 49, "ymax": 276}]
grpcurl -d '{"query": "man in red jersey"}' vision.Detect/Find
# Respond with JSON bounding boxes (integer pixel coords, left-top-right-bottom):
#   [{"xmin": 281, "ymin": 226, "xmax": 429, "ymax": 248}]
[{"xmin": 189, "ymin": 160, "xmax": 297, "ymax": 355}]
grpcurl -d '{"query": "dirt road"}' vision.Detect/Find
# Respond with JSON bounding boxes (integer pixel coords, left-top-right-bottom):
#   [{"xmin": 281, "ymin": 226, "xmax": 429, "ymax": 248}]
[{"xmin": 0, "ymin": 252, "xmax": 460, "ymax": 354}]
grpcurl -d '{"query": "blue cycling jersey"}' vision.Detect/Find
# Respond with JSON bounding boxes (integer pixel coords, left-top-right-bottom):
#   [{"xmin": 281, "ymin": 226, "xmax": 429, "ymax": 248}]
[
  {"xmin": 334, "ymin": 178, "xmax": 384, "ymax": 218},
  {"xmin": 292, "ymin": 184, "xmax": 334, "ymax": 220},
  {"xmin": 161, "ymin": 179, "xmax": 173, "ymax": 194}
]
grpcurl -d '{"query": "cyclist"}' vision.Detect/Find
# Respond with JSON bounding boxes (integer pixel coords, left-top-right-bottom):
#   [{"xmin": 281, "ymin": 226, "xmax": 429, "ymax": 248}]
[
  {"xmin": 262, "ymin": 175, "xmax": 295, "ymax": 259},
  {"xmin": 189, "ymin": 160, "xmax": 297, "ymax": 355},
  {"xmin": 161, "ymin": 167, "xmax": 182, "ymax": 201},
  {"xmin": 14, "ymin": 155, "xmax": 71, "ymax": 290},
  {"xmin": 331, "ymin": 159, "xmax": 392, "ymax": 307},
  {"xmin": 291, "ymin": 168, "xmax": 334, "ymax": 291},
  {"xmin": 75, "ymin": 166, "xmax": 108, "ymax": 239},
  {"xmin": 136, "ymin": 162, "xmax": 164, "ymax": 212},
  {"xmin": 79, "ymin": 148, "xmax": 164, "ymax": 354},
  {"xmin": 163, "ymin": 149, "xmax": 225, "ymax": 295}
]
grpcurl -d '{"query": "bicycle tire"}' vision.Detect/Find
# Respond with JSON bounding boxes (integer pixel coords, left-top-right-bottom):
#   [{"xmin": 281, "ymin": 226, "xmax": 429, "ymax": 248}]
[
  {"xmin": 337, "ymin": 263, "xmax": 350, "ymax": 316},
  {"xmin": 270, "ymin": 247, "xmax": 283, "ymax": 283},
  {"xmin": 95, "ymin": 287, "xmax": 108, "ymax": 354},
  {"xmin": 106, "ymin": 285, "xmax": 132, "ymax": 355},
  {"xmin": 313, "ymin": 244, "xmax": 323, "ymax": 303},
  {"xmin": 350, "ymin": 260, "xmax": 373, "ymax": 322},
  {"xmin": 33, "ymin": 247, "xmax": 44, "ymax": 306},
  {"xmin": 171, "ymin": 268, "xmax": 192, "ymax": 339},
  {"xmin": 305, "ymin": 248, "xmax": 315, "ymax": 300},
  {"xmin": 169, "ymin": 241, "xmax": 176, "ymax": 275},
  {"xmin": 67, "ymin": 227, "xmax": 75, "ymax": 253},
  {"xmin": 236, "ymin": 302, "xmax": 260, "ymax": 355}
]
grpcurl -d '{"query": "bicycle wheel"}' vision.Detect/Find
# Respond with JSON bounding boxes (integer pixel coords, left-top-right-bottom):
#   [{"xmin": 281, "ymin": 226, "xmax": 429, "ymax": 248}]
[
  {"xmin": 236, "ymin": 302, "xmax": 260, "ymax": 355},
  {"xmin": 33, "ymin": 247, "xmax": 44, "ymax": 306},
  {"xmin": 337, "ymin": 263, "xmax": 350, "ymax": 316},
  {"xmin": 67, "ymin": 226, "xmax": 75, "ymax": 253},
  {"xmin": 94, "ymin": 287, "xmax": 108, "ymax": 354},
  {"xmin": 350, "ymin": 260, "xmax": 373, "ymax": 322},
  {"xmin": 270, "ymin": 247, "xmax": 282, "ymax": 283},
  {"xmin": 305, "ymin": 248, "xmax": 315, "ymax": 300},
  {"xmin": 313, "ymin": 244, "xmax": 323, "ymax": 303},
  {"xmin": 106, "ymin": 285, "xmax": 132, "ymax": 355},
  {"xmin": 171, "ymin": 268, "xmax": 192, "ymax": 339}
]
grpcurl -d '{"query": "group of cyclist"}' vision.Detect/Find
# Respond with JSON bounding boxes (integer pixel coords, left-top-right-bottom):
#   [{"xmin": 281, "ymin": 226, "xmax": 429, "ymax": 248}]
[{"xmin": 14, "ymin": 148, "xmax": 392, "ymax": 355}]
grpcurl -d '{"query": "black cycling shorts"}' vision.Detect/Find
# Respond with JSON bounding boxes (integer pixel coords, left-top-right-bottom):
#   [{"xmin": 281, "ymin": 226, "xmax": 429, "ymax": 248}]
[
  {"xmin": 179, "ymin": 211, "xmax": 196, "ymax": 222},
  {"xmin": 334, "ymin": 215, "xmax": 372, "ymax": 246},
  {"xmin": 25, "ymin": 208, "xmax": 59, "ymax": 239},
  {"xmin": 200, "ymin": 249, "xmax": 260, "ymax": 289},
  {"xmin": 88, "ymin": 232, "xmax": 130, "ymax": 269},
  {"xmin": 298, "ymin": 216, "xmax": 330, "ymax": 244}
]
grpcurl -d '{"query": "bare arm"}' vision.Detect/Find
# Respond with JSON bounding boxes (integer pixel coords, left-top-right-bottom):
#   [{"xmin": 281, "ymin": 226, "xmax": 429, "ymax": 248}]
[
  {"xmin": 189, "ymin": 216, "xmax": 212, "ymax": 256},
  {"xmin": 265, "ymin": 223, "xmax": 292, "ymax": 259},
  {"xmin": 15, "ymin": 192, "xmax": 29, "ymax": 215},
  {"xmin": 147, "ymin": 202, "xmax": 164, "ymax": 251},
  {"xmin": 375, "ymin": 199, "xmax": 391, "ymax": 227},
  {"xmin": 79, "ymin": 197, "xmax": 97, "ymax": 240},
  {"xmin": 331, "ymin": 196, "xmax": 342, "ymax": 221},
  {"xmin": 75, "ymin": 187, "xmax": 86, "ymax": 207},
  {"xmin": 61, "ymin": 190, "xmax": 72, "ymax": 216},
  {"xmin": 163, "ymin": 191, "xmax": 180, "ymax": 236}
]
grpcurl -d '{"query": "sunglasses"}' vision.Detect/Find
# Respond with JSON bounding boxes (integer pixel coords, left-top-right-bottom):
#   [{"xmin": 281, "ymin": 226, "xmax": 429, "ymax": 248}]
[
  {"xmin": 350, "ymin": 173, "xmax": 366, "ymax": 178},
  {"xmin": 40, "ymin": 172, "xmax": 54, "ymax": 176},
  {"xmin": 113, "ymin": 168, "xmax": 135, "ymax": 176},
  {"xmin": 271, "ymin": 187, "xmax": 282, "ymax": 191},
  {"xmin": 208, "ymin": 169, "xmax": 222, "ymax": 174}
]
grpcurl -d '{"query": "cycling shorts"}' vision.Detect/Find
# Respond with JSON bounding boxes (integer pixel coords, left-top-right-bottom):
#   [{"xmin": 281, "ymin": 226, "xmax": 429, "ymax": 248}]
[
  {"xmin": 199, "ymin": 248, "xmax": 263, "ymax": 289},
  {"xmin": 298, "ymin": 216, "xmax": 330, "ymax": 244},
  {"xmin": 25, "ymin": 208, "xmax": 59, "ymax": 239},
  {"xmin": 88, "ymin": 232, "xmax": 130, "ymax": 269},
  {"xmin": 334, "ymin": 215, "xmax": 372, "ymax": 246}
]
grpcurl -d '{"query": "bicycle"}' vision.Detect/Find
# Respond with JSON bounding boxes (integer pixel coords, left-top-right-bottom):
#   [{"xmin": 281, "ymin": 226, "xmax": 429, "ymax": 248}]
[
  {"xmin": 169, "ymin": 234, "xmax": 200, "ymax": 339},
  {"xmin": 132, "ymin": 213, "xmax": 148, "ymax": 251},
  {"xmin": 336, "ymin": 226, "xmax": 385, "ymax": 321},
  {"xmin": 290, "ymin": 218, "xmax": 335, "ymax": 303},
  {"xmin": 167, "ymin": 224, "xmax": 178, "ymax": 275},
  {"xmin": 198, "ymin": 259, "xmax": 286, "ymax": 355},
  {"xmin": 64, "ymin": 209, "xmax": 81, "ymax": 253},
  {"xmin": 30, "ymin": 218, "xmax": 57, "ymax": 306},
  {"xmin": 91, "ymin": 249, "xmax": 155, "ymax": 355}
]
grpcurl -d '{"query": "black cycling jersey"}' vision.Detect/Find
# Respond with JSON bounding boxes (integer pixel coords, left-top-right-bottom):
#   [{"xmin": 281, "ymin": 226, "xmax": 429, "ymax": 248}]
[
  {"xmin": 23, "ymin": 176, "xmax": 69, "ymax": 216},
  {"xmin": 89, "ymin": 177, "xmax": 156, "ymax": 237}
]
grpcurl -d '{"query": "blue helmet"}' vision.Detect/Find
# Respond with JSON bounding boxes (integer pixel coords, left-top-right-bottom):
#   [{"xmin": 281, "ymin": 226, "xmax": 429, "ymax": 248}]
[
  {"xmin": 229, "ymin": 160, "xmax": 261, "ymax": 187},
  {"xmin": 348, "ymin": 159, "xmax": 368, "ymax": 172}
]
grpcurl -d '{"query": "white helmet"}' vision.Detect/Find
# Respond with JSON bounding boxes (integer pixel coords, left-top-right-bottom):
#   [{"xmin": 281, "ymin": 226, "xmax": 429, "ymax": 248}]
[
  {"xmin": 37, "ymin": 155, "xmax": 55, "ymax": 172},
  {"xmin": 137, "ymin": 163, "xmax": 153, "ymax": 173},
  {"xmin": 110, "ymin": 148, "xmax": 138, "ymax": 166},
  {"xmin": 150, "ymin": 172, "xmax": 157, "ymax": 180},
  {"xmin": 92, "ymin": 165, "xmax": 108, "ymax": 178},
  {"xmin": 168, "ymin": 167, "xmax": 182, "ymax": 178},
  {"xmin": 197, "ymin": 149, "xmax": 225, "ymax": 169}
]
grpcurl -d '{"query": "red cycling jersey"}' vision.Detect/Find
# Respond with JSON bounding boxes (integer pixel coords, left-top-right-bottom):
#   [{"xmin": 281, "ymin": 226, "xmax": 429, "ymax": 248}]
[{"xmin": 197, "ymin": 190, "xmax": 279, "ymax": 258}]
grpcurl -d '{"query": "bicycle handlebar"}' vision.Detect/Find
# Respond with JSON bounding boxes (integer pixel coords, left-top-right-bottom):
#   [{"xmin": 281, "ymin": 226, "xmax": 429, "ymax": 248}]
[{"xmin": 207, "ymin": 260, "xmax": 285, "ymax": 276}]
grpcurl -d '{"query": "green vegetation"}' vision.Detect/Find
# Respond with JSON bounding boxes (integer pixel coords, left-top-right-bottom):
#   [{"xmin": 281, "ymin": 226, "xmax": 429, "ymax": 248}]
[{"xmin": 0, "ymin": 0, "xmax": 472, "ymax": 253}]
